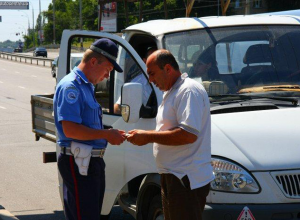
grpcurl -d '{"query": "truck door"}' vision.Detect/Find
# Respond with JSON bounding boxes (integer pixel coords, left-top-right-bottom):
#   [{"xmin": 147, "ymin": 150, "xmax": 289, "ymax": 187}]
[{"xmin": 58, "ymin": 30, "xmax": 159, "ymax": 215}]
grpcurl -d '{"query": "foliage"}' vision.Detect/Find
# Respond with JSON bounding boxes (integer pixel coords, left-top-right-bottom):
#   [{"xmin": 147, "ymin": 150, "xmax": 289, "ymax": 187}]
[
  {"xmin": 43, "ymin": 0, "xmax": 73, "ymax": 44},
  {"xmin": 0, "ymin": 40, "xmax": 19, "ymax": 48}
]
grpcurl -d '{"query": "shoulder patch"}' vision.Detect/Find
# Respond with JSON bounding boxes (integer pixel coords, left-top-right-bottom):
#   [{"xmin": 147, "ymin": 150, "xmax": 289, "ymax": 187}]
[{"xmin": 65, "ymin": 87, "xmax": 79, "ymax": 104}]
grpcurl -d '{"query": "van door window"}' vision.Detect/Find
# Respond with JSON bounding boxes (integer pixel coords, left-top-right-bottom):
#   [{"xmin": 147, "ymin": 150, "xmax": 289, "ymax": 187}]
[
  {"xmin": 67, "ymin": 36, "xmax": 152, "ymax": 115},
  {"xmin": 114, "ymin": 47, "xmax": 154, "ymax": 115}
]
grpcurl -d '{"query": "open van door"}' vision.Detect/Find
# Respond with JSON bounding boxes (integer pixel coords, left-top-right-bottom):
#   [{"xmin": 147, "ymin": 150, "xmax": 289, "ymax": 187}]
[{"xmin": 57, "ymin": 30, "xmax": 159, "ymax": 216}]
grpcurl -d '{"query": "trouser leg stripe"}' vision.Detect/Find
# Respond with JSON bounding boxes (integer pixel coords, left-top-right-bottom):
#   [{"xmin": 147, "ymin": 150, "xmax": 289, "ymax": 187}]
[{"xmin": 69, "ymin": 156, "xmax": 81, "ymax": 220}]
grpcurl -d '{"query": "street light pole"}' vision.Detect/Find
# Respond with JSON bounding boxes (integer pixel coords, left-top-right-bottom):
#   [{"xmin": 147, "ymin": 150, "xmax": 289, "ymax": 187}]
[{"xmin": 21, "ymin": 14, "xmax": 30, "ymax": 35}]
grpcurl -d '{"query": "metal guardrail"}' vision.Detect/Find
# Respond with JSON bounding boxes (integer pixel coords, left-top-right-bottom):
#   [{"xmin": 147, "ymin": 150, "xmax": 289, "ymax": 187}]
[{"xmin": 0, "ymin": 52, "xmax": 53, "ymax": 67}]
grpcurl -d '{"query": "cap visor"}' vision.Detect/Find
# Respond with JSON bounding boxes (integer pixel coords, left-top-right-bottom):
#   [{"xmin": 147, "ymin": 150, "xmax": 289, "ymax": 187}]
[
  {"xmin": 112, "ymin": 60, "xmax": 123, "ymax": 73},
  {"xmin": 106, "ymin": 57, "xmax": 123, "ymax": 73}
]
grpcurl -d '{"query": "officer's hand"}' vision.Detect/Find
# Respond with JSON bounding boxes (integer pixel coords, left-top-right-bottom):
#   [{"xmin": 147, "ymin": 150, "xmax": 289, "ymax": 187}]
[
  {"xmin": 127, "ymin": 129, "xmax": 150, "ymax": 146},
  {"xmin": 107, "ymin": 129, "xmax": 126, "ymax": 145}
]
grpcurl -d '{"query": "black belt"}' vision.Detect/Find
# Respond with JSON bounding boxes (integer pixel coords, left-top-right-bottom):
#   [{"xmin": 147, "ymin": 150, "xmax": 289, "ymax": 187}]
[{"xmin": 61, "ymin": 147, "xmax": 106, "ymax": 158}]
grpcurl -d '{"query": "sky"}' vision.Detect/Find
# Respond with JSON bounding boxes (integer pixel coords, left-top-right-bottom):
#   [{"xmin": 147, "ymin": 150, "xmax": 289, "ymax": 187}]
[{"xmin": 0, "ymin": 0, "xmax": 52, "ymax": 42}]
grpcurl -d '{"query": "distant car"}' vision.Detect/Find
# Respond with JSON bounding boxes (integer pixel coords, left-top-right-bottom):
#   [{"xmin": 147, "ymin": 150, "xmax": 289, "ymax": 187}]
[
  {"xmin": 51, "ymin": 56, "xmax": 59, "ymax": 77},
  {"xmin": 33, "ymin": 47, "xmax": 47, "ymax": 58},
  {"xmin": 51, "ymin": 53, "xmax": 83, "ymax": 78},
  {"xmin": 14, "ymin": 47, "xmax": 23, "ymax": 53}
]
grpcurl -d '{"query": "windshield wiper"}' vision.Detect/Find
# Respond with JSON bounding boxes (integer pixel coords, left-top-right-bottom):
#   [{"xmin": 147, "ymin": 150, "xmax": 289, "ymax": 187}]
[{"xmin": 210, "ymin": 94, "xmax": 299, "ymax": 106}]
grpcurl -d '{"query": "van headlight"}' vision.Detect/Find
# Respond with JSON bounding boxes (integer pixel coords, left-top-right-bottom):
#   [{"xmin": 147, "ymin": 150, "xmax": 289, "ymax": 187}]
[{"xmin": 211, "ymin": 158, "xmax": 260, "ymax": 193}]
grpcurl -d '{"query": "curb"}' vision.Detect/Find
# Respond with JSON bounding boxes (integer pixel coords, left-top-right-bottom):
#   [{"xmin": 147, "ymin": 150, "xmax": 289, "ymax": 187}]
[{"xmin": 0, "ymin": 206, "xmax": 19, "ymax": 220}]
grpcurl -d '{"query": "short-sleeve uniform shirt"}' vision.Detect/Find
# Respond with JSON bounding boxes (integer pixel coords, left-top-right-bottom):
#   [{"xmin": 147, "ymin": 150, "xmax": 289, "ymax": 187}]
[
  {"xmin": 153, "ymin": 73, "xmax": 214, "ymax": 190},
  {"xmin": 54, "ymin": 67, "xmax": 107, "ymax": 149}
]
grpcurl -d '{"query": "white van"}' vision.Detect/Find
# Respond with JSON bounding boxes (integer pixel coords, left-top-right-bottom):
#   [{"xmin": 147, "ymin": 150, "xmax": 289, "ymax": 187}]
[{"xmin": 32, "ymin": 14, "xmax": 300, "ymax": 220}]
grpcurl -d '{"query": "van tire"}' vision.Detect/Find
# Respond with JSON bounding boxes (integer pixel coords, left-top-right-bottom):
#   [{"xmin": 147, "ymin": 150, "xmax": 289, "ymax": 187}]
[{"xmin": 147, "ymin": 195, "xmax": 164, "ymax": 220}]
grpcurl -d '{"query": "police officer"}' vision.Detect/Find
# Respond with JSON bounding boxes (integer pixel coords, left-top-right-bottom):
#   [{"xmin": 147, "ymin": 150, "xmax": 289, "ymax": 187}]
[{"xmin": 54, "ymin": 38, "xmax": 126, "ymax": 220}]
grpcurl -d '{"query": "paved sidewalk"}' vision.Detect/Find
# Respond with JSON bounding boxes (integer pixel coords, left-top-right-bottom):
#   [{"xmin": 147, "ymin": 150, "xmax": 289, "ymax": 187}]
[{"xmin": 0, "ymin": 206, "xmax": 19, "ymax": 220}]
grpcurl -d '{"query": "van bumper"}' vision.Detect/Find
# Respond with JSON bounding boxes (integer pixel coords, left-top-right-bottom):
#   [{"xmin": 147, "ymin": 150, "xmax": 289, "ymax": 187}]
[{"xmin": 203, "ymin": 203, "xmax": 300, "ymax": 220}]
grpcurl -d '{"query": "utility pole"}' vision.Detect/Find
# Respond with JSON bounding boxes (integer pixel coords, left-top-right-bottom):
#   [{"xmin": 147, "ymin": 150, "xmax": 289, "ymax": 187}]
[
  {"xmin": 39, "ymin": 0, "xmax": 42, "ymax": 45},
  {"xmin": 245, "ymin": 0, "xmax": 250, "ymax": 15},
  {"xmin": 31, "ymin": 2, "xmax": 35, "ymax": 47},
  {"xmin": 53, "ymin": 0, "xmax": 56, "ymax": 44},
  {"xmin": 163, "ymin": 0, "xmax": 168, "ymax": 19},
  {"xmin": 98, "ymin": 4, "xmax": 100, "ymax": 31},
  {"xmin": 80, "ymin": 0, "xmax": 83, "ymax": 49}
]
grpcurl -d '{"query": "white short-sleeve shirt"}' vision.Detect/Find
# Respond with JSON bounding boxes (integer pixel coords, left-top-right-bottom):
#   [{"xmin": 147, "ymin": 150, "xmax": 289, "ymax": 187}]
[{"xmin": 153, "ymin": 73, "xmax": 214, "ymax": 190}]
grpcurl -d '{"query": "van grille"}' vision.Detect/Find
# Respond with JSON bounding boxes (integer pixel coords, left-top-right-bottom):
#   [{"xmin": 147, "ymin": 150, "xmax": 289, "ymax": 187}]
[{"xmin": 271, "ymin": 170, "xmax": 300, "ymax": 199}]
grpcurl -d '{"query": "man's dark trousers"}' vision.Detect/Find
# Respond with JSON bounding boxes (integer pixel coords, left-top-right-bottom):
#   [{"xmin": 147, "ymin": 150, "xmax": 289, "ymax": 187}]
[
  {"xmin": 58, "ymin": 153, "xmax": 106, "ymax": 220},
  {"xmin": 161, "ymin": 174, "xmax": 210, "ymax": 220}
]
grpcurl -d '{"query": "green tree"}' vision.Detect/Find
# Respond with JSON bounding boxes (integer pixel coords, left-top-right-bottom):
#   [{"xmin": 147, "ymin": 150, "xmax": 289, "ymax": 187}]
[{"xmin": 43, "ymin": 0, "xmax": 74, "ymax": 44}]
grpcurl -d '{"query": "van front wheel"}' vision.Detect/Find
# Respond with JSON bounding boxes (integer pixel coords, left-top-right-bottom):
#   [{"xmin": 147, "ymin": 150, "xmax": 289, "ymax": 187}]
[{"xmin": 147, "ymin": 195, "xmax": 164, "ymax": 220}]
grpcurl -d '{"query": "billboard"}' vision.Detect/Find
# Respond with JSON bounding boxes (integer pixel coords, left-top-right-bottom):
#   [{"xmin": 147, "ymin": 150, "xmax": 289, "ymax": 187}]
[
  {"xmin": 0, "ymin": 1, "xmax": 29, "ymax": 10},
  {"xmin": 101, "ymin": 2, "xmax": 117, "ymax": 32}
]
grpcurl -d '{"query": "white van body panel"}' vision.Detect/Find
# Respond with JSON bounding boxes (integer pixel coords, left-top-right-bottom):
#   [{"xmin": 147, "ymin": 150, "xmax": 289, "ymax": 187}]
[
  {"xmin": 102, "ymin": 116, "xmax": 157, "ymax": 214},
  {"xmin": 211, "ymin": 108, "xmax": 300, "ymax": 171}
]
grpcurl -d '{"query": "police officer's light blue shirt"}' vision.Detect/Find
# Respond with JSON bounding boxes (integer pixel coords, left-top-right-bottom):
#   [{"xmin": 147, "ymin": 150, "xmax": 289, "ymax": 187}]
[{"xmin": 54, "ymin": 67, "xmax": 107, "ymax": 149}]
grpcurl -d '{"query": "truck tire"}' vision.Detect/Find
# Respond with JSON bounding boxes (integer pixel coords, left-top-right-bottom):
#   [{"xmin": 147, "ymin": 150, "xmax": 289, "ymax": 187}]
[{"xmin": 147, "ymin": 195, "xmax": 164, "ymax": 220}]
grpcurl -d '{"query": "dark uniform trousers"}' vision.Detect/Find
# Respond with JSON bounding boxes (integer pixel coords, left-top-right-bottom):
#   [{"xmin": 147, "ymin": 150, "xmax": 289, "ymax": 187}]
[
  {"xmin": 161, "ymin": 174, "xmax": 210, "ymax": 220},
  {"xmin": 58, "ymin": 153, "xmax": 106, "ymax": 220}
]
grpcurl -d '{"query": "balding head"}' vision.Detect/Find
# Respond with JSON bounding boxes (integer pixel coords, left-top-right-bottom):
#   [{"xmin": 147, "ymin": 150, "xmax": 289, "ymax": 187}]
[
  {"xmin": 146, "ymin": 49, "xmax": 181, "ymax": 91},
  {"xmin": 147, "ymin": 49, "xmax": 179, "ymax": 71}
]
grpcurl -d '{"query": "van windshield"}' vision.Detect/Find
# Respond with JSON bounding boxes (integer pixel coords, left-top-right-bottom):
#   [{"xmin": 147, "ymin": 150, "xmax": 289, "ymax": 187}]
[{"xmin": 164, "ymin": 25, "xmax": 300, "ymax": 97}]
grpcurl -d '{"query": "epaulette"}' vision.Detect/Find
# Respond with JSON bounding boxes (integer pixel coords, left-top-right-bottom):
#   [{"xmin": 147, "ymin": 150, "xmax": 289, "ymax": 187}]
[{"xmin": 75, "ymin": 74, "xmax": 82, "ymax": 85}]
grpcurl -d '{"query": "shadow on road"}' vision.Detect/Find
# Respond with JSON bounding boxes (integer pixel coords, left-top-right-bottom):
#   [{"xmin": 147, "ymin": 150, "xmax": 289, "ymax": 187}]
[
  {"xmin": 15, "ymin": 206, "xmax": 135, "ymax": 220},
  {"xmin": 16, "ymin": 210, "xmax": 65, "ymax": 220}
]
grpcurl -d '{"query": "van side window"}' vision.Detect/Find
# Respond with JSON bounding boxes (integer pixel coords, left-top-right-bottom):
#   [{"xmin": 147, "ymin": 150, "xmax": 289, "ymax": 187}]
[
  {"xmin": 68, "ymin": 36, "xmax": 155, "ymax": 115},
  {"xmin": 114, "ymin": 47, "xmax": 155, "ymax": 115}
]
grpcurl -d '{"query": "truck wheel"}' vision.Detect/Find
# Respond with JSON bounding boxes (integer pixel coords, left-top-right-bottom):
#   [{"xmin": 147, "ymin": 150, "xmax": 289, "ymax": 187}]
[{"xmin": 147, "ymin": 195, "xmax": 164, "ymax": 220}]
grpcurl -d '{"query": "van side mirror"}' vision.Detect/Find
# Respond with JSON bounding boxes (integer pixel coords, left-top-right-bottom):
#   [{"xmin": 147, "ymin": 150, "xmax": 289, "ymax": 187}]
[{"xmin": 121, "ymin": 83, "xmax": 143, "ymax": 123}]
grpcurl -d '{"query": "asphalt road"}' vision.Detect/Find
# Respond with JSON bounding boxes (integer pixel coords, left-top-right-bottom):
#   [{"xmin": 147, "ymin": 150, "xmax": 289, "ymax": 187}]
[{"xmin": 0, "ymin": 59, "xmax": 134, "ymax": 220}]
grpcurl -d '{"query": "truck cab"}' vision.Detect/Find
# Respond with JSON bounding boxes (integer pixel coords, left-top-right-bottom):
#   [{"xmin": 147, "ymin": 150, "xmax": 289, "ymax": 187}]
[{"xmin": 31, "ymin": 14, "xmax": 300, "ymax": 220}]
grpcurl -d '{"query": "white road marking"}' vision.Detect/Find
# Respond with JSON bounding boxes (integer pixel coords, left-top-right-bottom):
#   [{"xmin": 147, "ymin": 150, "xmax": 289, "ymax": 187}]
[
  {"xmin": 0, "ymin": 81, "xmax": 3, "ymax": 83},
  {"xmin": 0, "ymin": 106, "xmax": 6, "ymax": 109},
  {"xmin": 15, "ymin": 71, "xmax": 20, "ymax": 74},
  {"xmin": 18, "ymin": 86, "xmax": 26, "ymax": 89},
  {"xmin": 31, "ymin": 75, "xmax": 37, "ymax": 77},
  {"xmin": 2, "ymin": 68, "xmax": 6, "ymax": 71}
]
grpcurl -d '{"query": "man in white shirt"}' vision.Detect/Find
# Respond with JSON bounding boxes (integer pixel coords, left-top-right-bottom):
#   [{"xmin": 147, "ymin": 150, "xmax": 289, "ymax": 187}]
[{"xmin": 127, "ymin": 49, "xmax": 214, "ymax": 220}]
